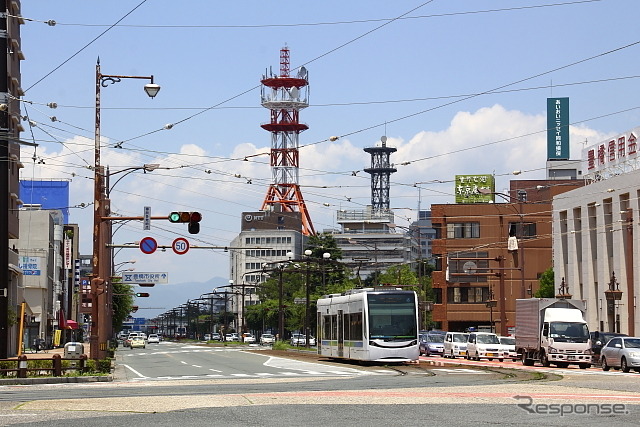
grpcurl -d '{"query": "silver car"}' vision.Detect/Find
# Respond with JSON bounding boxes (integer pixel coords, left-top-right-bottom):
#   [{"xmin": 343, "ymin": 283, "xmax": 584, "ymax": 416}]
[{"xmin": 601, "ymin": 337, "xmax": 640, "ymax": 372}]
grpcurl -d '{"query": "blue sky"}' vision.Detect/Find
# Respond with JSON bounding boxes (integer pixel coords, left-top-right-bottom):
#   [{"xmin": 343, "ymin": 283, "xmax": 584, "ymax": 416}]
[{"xmin": 16, "ymin": 1, "xmax": 640, "ymax": 314}]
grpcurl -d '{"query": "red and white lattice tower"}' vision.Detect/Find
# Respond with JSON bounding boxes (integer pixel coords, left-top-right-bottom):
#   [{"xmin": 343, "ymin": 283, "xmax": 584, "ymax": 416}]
[{"xmin": 260, "ymin": 47, "xmax": 315, "ymax": 235}]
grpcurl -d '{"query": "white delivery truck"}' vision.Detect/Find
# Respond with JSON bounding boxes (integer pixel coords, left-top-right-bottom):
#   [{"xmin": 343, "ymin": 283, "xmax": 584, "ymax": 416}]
[{"xmin": 516, "ymin": 298, "xmax": 592, "ymax": 369}]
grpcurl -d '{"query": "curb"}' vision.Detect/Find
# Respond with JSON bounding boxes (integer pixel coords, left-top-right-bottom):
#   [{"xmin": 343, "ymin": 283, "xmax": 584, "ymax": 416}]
[{"xmin": 0, "ymin": 375, "xmax": 113, "ymax": 386}]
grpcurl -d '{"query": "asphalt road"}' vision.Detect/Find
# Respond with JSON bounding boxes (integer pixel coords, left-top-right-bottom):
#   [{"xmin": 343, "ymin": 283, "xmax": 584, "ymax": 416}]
[{"xmin": 1, "ymin": 342, "xmax": 639, "ymax": 426}]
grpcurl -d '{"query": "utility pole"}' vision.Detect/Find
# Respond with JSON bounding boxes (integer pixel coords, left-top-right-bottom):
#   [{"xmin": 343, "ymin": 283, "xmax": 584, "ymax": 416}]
[{"xmin": 0, "ymin": 0, "xmax": 9, "ymax": 358}]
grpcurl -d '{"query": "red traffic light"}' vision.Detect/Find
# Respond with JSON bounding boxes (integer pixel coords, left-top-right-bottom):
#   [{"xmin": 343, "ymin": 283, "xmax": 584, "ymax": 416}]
[{"xmin": 190, "ymin": 212, "xmax": 202, "ymax": 222}]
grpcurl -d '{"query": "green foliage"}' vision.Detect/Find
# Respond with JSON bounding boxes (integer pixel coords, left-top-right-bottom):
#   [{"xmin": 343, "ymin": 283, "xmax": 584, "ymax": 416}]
[
  {"xmin": 85, "ymin": 357, "xmax": 112, "ymax": 374},
  {"xmin": 535, "ymin": 267, "xmax": 555, "ymax": 298},
  {"xmin": 272, "ymin": 340, "xmax": 288, "ymax": 350},
  {"xmin": 112, "ymin": 280, "xmax": 134, "ymax": 332}
]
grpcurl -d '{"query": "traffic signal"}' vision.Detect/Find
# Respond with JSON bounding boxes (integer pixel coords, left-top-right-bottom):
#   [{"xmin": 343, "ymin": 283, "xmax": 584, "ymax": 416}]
[
  {"xmin": 135, "ymin": 292, "xmax": 150, "ymax": 298},
  {"xmin": 168, "ymin": 211, "xmax": 202, "ymax": 234}
]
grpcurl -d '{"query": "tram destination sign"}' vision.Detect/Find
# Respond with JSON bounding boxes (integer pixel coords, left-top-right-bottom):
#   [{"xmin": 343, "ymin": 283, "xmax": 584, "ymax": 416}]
[{"xmin": 122, "ymin": 272, "xmax": 169, "ymax": 285}]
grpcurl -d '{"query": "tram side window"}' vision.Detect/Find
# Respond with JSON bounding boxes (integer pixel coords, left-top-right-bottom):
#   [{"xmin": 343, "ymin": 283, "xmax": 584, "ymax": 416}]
[
  {"xmin": 343, "ymin": 313, "xmax": 350, "ymax": 341},
  {"xmin": 331, "ymin": 315, "xmax": 337, "ymax": 340},
  {"xmin": 323, "ymin": 315, "xmax": 331, "ymax": 340},
  {"xmin": 349, "ymin": 312, "xmax": 363, "ymax": 341}
]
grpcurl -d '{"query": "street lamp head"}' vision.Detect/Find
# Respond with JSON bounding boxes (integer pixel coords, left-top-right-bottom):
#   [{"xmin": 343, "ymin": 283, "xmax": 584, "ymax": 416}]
[
  {"xmin": 229, "ymin": 279, "xmax": 234, "ymax": 285},
  {"xmin": 304, "ymin": 249, "xmax": 312, "ymax": 257},
  {"xmin": 286, "ymin": 251, "xmax": 293, "ymax": 259},
  {"xmin": 143, "ymin": 83, "xmax": 161, "ymax": 98},
  {"xmin": 323, "ymin": 252, "xmax": 331, "ymax": 260}
]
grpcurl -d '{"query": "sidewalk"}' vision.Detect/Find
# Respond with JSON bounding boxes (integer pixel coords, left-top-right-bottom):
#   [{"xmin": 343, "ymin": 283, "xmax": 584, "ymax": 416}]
[
  {"xmin": 0, "ymin": 342, "xmax": 114, "ymax": 385},
  {"xmin": 8, "ymin": 342, "xmax": 90, "ymax": 360}
]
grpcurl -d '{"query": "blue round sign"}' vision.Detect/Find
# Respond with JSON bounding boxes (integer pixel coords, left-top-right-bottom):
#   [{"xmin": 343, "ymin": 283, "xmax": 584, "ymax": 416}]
[{"xmin": 139, "ymin": 237, "xmax": 158, "ymax": 254}]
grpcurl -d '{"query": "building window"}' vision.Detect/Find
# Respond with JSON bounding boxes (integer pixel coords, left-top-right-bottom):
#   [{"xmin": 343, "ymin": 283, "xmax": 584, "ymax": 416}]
[
  {"xmin": 434, "ymin": 255, "xmax": 442, "ymax": 271},
  {"xmin": 433, "ymin": 223, "xmax": 442, "ymax": 239},
  {"xmin": 447, "ymin": 286, "xmax": 489, "ymax": 304},
  {"xmin": 446, "ymin": 222, "xmax": 480, "ymax": 239},
  {"xmin": 508, "ymin": 222, "xmax": 537, "ymax": 239},
  {"xmin": 433, "ymin": 288, "xmax": 442, "ymax": 304},
  {"xmin": 447, "ymin": 251, "xmax": 489, "ymax": 283}
]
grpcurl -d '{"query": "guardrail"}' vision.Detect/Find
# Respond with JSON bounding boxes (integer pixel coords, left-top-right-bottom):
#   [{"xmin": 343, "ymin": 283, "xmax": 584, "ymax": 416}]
[{"xmin": 0, "ymin": 354, "xmax": 89, "ymax": 378}]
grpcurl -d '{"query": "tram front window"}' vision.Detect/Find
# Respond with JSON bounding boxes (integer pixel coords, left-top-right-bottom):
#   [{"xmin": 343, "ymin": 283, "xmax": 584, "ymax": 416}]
[{"xmin": 368, "ymin": 293, "xmax": 417, "ymax": 341}]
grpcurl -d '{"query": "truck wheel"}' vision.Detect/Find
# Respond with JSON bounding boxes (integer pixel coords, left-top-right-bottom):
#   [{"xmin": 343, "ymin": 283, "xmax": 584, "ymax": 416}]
[
  {"xmin": 602, "ymin": 357, "xmax": 610, "ymax": 371},
  {"xmin": 541, "ymin": 353, "xmax": 550, "ymax": 367}
]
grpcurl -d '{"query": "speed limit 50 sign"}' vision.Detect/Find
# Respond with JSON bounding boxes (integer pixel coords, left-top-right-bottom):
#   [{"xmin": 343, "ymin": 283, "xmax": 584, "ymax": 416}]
[{"xmin": 172, "ymin": 237, "xmax": 190, "ymax": 255}]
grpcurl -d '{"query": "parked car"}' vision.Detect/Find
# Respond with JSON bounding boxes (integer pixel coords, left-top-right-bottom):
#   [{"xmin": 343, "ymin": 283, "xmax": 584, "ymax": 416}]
[
  {"xmin": 419, "ymin": 332, "xmax": 445, "ymax": 356},
  {"xmin": 466, "ymin": 332, "xmax": 503, "ymax": 361},
  {"xmin": 130, "ymin": 336, "xmax": 146, "ymax": 349},
  {"xmin": 590, "ymin": 331, "xmax": 628, "ymax": 364},
  {"xmin": 260, "ymin": 333, "xmax": 275, "ymax": 345},
  {"xmin": 601, "ymin": 336, "xmax": 640, "ymax": 372},
  {"xmin": 243, "ymin": 333, "xmax": 256, "ymax": 343},
  {"xmin": 443, "ymin": 332, "xmax": 469, "ymax": 358},
  {"xmin": 498, "ymin": 336, "xmax": 517, "ymax": 360},
  {"xmin": 224, "ymin": 333, "xmax": 239, "ymax": 342},
  {"xmin": 147, "ymin": 334, "xmax": 160, "ymax": 344},
  {"xmin": 290, "ymin": 333, "xmax": 305, "ymax": 346},
  {"xmin": 308, "ymin": 336, "xmax": 317, "ymax": 346},
  {"xmin": 211, "ymin": 333, "xmax": 221, "ymax": 341}
]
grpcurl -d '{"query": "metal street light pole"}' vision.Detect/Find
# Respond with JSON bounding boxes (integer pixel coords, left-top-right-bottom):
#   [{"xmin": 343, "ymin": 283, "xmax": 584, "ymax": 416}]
[
  {"xmin": 304, "ymin": 249, "xmax": 312, "ymax": 348},
  {"xmin": 91, "ymin": 59, "xmax": 160, "ymax": 360}
]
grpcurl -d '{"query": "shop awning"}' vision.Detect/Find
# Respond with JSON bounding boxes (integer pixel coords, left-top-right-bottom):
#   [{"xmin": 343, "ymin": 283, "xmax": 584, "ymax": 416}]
[{"xmin": 65, "ymin": 319, "xmax": 79, "ymax": 330}]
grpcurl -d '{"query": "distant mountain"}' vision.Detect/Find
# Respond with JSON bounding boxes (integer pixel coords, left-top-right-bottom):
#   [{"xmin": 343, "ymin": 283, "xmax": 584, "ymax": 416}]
[{"xmin": 136, "ymin": 276, "xmax": 229, "ymax": 319}]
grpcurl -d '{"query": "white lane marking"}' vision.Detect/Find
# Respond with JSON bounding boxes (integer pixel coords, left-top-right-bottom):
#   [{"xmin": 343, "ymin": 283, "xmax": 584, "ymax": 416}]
[
  {"xmin": 231, "ymin": 374, "xmax": 252, "ymax": 377},
  {"xmin": 255, "ymin": 373, "xmax": 275, "ymax": 376},
  {"xmin": 261, "ymin": 354, "xmax": 366, "ymax": 375},
  {"xmin": 209, "ymin": 368, "xmax": 222, "ymax": 372},
  {"xmin": 122, "ymin": 364, "xmax": 148, "ymax": 378},
  {"xmin": 192, "ymin": 365, "xmax": 202, "ymax": 368},
  {"xmin": 180, "ymin": 361, "xmax": 188, "ymax": 364},
  {"xmin": 432, "ymin": 368, "xmax": 491, "ymax": 374}
]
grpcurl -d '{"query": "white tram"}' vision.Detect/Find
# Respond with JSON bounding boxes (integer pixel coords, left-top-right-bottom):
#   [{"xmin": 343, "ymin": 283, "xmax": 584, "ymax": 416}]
[{"xmin": 317, "ymin": 288, "xmax": 419, "ymax": 362}]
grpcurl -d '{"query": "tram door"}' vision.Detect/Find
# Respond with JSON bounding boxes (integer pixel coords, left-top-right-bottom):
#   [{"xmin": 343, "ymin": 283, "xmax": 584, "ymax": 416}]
[{"xmin": 337, "ymin": 309, "xmax": 344, "ymax": 357}]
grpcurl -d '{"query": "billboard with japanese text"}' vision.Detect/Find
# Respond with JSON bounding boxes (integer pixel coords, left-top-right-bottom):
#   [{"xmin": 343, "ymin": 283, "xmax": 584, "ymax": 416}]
[
  {"xmin": 547, "ymin": 97, "xmax": 570, "ymax": 160},
  {"xmin": 455, "ymin": 174, "xmax": 495, "ymax": 203}
]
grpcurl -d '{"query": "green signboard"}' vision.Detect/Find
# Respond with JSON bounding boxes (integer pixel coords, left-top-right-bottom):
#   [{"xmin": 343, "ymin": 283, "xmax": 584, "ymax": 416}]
[
  {"xmin": 455, "ymin": 174, "xmax": 495, "ymax": 203},
  {"xmin": 547, "ymin": 97, "xmax": 569, "ymax": 160}
]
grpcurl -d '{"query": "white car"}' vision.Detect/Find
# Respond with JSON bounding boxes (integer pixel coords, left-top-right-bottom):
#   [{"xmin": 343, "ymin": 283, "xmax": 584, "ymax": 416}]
[
  {"xmin": 466, "ymin": 332, "xmax": 503, "ymax": 361},
  {"xmin": 290, "ymin": 334, "xmax": 306, "ymax": 346},
  {"xmin": 243, "ymin": 333, "xmax": 256, "ymax": 343},
  {"xmin": 260, "ymin": 333, "xmax": 275, "ymax": 345},
  {"xmin": 147, "ymin": 334, "xmax": 160, "ymax": 344},
  {"xmin": 444, "ymin": 332, "xmax": 469, "ymax": 358},
  {"xmin": 498, "ymin": 336, "xmax": 517, "ymax": 360}
]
